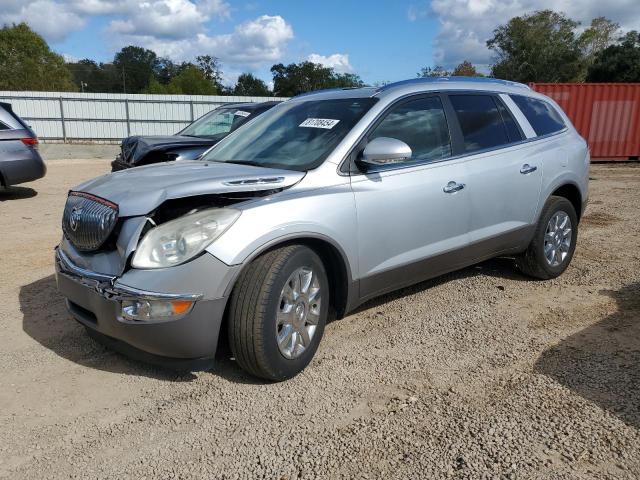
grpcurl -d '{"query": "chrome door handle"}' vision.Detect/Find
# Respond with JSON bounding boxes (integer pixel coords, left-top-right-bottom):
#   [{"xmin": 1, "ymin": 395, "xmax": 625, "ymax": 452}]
[
  {"xmin": 443, "ymin": 181, "xmax": 465, "ymax": 194},
  {"xmin": 520, "ymin": 164, "xmax": 538, "ymax": 174}
]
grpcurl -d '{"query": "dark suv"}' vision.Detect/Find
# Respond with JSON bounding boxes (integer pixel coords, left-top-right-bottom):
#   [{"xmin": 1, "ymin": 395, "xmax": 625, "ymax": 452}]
[{"xmin": 111, "ymin": 101, "xmax": 279, "ymax": 171}]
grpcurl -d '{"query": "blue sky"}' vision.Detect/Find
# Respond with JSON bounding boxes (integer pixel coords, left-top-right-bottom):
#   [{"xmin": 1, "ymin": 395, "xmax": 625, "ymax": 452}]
[
  {"xmin": 2, "ymin": 0, "xmax": 638, "ymax": 87},
  {"xmin": 48, "ymin": 0, "xmax": 441, "ymax": 85}
]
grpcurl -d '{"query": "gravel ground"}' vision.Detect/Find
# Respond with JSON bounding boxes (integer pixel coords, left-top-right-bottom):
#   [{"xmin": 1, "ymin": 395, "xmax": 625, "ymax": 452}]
[{"xmin": 0, "ymin": 159, "xmax": 639, "ymax": 479}]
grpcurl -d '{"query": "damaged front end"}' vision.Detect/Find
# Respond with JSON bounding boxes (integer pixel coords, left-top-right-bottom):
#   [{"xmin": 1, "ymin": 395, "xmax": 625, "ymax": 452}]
[{"xmin": 54, "ymin": 161, "xmax": 305, "ymax": 368}]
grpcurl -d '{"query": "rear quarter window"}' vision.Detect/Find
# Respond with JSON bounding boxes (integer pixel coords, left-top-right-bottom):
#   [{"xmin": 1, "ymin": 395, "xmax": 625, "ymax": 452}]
[{"xmin": 510, "ymin": 95, "xmax": 566, "ymax": 136}]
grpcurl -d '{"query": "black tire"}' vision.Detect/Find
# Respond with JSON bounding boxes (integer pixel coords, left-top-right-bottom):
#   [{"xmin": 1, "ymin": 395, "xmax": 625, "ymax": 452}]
[
  {"xmin": 517, "ymin": 196, "xmax": 578, "ymax": 280},
  {"xmin": 227, "ymin": 245, "xmax": 329, "ymax": 381}
]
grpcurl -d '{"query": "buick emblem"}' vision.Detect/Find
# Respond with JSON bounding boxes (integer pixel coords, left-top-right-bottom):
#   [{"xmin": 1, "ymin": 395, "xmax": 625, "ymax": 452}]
[{"xmin": 70, "ymin": 206, "xmax": 83, "ymax": 232}]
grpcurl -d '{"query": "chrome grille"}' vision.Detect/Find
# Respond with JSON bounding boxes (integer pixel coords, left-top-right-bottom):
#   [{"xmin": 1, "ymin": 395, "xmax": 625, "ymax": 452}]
[{"xmin": 62, "ymin": 192, "xmax": 119, "ymax": 251}]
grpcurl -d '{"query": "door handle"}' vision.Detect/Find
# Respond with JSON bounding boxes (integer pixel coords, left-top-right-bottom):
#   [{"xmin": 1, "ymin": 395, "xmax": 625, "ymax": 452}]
[
  {"xmin": 520, "ymin": 164, "xmax": 537, "ymax": 174},
  {"xmin": 443, "ymin": 181, "xmax": 465, "ymax": 194}
]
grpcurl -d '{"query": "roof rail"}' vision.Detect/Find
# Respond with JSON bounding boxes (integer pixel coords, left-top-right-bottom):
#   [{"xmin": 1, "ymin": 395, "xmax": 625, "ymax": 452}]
[{"xmin": 376, "ymin": 76, "xmax": 530, "ymax": 93}]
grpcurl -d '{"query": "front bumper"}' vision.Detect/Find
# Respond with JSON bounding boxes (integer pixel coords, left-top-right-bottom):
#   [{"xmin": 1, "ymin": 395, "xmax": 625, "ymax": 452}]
[{"xmin": 55, "ymin": 248, "xmax": 233, "ymax": 370}]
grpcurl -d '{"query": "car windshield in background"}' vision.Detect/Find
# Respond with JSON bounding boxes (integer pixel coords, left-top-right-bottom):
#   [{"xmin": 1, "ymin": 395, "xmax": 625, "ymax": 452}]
[
  {"xmin": 179, "ymin": 107, "xmax": 251, "ymax": 138},
  {"xmin": 202, "ymin": 98, "xmax": 378, "ymax": 171}
]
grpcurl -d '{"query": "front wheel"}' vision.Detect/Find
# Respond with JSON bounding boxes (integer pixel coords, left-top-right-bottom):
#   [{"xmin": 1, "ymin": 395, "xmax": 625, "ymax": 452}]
[
  {"xmin": 227, "ymin": 245, "xmax": 329, "ymax": 381},
  {"xmin": 517, "ymin": 196, "xmax": 578, "ymax": 280}
]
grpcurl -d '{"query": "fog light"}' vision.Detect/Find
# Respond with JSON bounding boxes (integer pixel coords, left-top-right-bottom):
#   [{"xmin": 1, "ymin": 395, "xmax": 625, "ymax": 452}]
[{"xmin": 121, "ymin": 299, "xmax": 195, "ymax": 321}]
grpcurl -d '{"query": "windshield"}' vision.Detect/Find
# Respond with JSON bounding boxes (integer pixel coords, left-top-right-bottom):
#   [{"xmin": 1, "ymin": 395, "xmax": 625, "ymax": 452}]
[
  {"xmin": 179, "ymin": 106, "xmax": 253, "ymax": 138},
  {"xmin": 201, "ymin": 97, "xmax": 378, "ymax": 171}
]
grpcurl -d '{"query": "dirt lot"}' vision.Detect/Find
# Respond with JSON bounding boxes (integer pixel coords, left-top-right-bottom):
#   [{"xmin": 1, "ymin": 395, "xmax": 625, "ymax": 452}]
[{"xmin": 1, "ymin": 159, "xmax": 639, "ymax": 479}]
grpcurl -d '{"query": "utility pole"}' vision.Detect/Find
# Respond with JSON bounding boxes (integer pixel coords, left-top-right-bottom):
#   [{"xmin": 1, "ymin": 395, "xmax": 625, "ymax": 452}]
[{"xmin": 122, "ymin": 66, "xmax": 126, "ymax": 94}]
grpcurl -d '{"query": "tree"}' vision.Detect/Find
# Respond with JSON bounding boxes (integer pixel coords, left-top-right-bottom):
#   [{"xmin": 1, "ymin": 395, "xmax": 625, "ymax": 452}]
[
  {"xmin": 113, "ymin": 45, "xmax": 159, "ymax": 93},
  {"xmin": 487, "ymin": 10, "xmax": 583, "ymax": 82},
  {"xmin": 0, "ymin": 23, "xmax": 76, "ymax": 91},
  {"xmin": 145, "ymin": 65, "xmax": 218, "ymax": 95},
  {"xmin": 452, "ymin": 60, "xmax": 483, "ymax": 77},
  {"xmin": 233, "ymin": 73, "xmax": 270, "ymax": 96},
  {"xmin": 417, "ymin": 65, "xmax": 450, "ymax": 77},
  {"xmin": 587, "ymin": 31, "xmax": 640, "ymax": 82},
  {"xmin": 154, "ymin": 57, "xmax": 181, "ymax": 85},
  {"xmin": 579, "ymin": 17, "xmax": 620, "ymax": 61},
  {"xmin": 332, "ymin": 73, "xmax": 365, "ymax": 89},
  {"xmin": 195, "ymin": 55, "xmax": 222, "ymax": 84},
  {"xmin": 66, "ymin": 59, "xmax": 122, "ymax": 93},
  {"xmin": 271, "ymin": 61, "xmax": 364, "ymax": 96}
]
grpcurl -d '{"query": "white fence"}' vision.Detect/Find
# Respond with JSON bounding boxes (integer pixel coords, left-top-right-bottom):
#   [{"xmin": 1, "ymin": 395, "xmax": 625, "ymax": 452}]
[{"xmin": 0, "ymin": 91, "xmax": 288, "ymax": 143}]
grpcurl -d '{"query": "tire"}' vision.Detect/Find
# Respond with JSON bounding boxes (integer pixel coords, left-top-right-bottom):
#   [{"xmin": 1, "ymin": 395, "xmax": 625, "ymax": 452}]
[
  {"xmin": 517, "ymin": 195, "xmax": 578, "ymax": 280},
  {"xmin": 227, "ymin": 245, "xmax": 329, "ymax": 381}
]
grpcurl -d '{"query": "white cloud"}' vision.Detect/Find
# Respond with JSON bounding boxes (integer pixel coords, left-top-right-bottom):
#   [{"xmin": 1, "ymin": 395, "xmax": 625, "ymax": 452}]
[
  {"xmin": 1, "ymin": 0, "xmax": 291, "ymax": 70},
  {"xmin": 113, "ymin": 15, "xmax": 294, "ymax": 67},
  {"xmin": 0, "ymin": 0, "xmax": 85, "ymax": 42},
  {"xmin": 107, "ymin": 0, "xmax": 222, "ymax": 40},
  {"xmin": 307, "ymin": 53, "xmax": 354, "ymax": 74},
  {"xmin": 429, "ymin": 0, "xmax": 640, "ymax": 69}
]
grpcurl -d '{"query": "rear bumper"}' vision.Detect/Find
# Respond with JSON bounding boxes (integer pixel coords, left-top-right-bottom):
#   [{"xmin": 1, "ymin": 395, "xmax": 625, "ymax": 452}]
[
  {"xmin": 0, "ymin": 149, "xmax": 46, "ymax": 186},
  {"xmin": 55, "ymin": 248, "xmax": 230, "ymax": 370}
]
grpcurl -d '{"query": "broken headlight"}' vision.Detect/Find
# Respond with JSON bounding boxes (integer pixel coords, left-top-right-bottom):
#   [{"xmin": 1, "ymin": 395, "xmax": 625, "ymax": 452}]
[{"xmin": 132, "ymin": 208, "xmax": 240, "ymax": 269}]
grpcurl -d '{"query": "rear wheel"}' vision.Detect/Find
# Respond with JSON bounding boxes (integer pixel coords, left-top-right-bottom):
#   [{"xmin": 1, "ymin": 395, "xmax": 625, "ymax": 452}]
[
  {"xmin": 517, "ymin": 196, "xmax": 578, "ymax": 279},
  {"xmin": 227, "ymin": 245, "xmax": 329, "ymax": 381}
]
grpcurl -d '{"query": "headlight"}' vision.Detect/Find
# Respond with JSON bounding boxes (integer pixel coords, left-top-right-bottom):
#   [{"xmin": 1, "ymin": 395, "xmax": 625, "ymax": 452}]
[{"xmin": 132, "ymin": 208, "xmax": 240, "ymax": 269}]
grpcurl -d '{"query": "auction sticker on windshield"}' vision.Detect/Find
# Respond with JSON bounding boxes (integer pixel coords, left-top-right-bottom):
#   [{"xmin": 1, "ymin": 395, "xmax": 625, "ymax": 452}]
[
  {"xmin": 234, "ymin": 110, "xmax": 251, "ymax": 117},
  {"xmin": 299, "ymin": 118, "xmax": 340, "ymax": 129}
]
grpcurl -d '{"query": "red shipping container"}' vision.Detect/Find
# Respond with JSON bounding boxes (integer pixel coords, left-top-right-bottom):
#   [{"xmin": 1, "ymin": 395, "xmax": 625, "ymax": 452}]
[{"xmin": 530, "ymin": 83, "xmax": 640, "ymax": 161}]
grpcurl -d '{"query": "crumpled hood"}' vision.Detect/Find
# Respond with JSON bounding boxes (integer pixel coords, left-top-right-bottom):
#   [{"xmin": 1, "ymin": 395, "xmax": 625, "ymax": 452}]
[
  {"xmin": 121, "ymin": 135, "xmax": 219, "ymax": 165},
  {"xmin": 73, "ymin": 160, "xmax": 305, "ymax": 217}
]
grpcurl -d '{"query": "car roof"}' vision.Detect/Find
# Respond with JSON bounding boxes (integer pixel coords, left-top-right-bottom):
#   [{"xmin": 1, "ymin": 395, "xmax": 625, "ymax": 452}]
[{"xmin": 288, "ymin": 77, "xmax": 533, "ymax": 102}]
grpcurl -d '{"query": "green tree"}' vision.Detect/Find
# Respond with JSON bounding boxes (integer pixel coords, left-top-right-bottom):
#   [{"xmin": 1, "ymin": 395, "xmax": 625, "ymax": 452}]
[
  {"xmin": 233, "ymin": 73, "xmax": 271, "ymax": 96},
  {"xmin": 145, "ymin": 65, "xmax": 218, "ymax": 95},
  {"xmin": 487, "ymin": 10, "xmax": 583, "ymax": 82},
  {"xmin": 0, "ymin": 23, "xmax": 76, "ymax": 91},
  {"xmin": 587, "ymin": 31, "xmax": 640, "ymax": 82},
  {"xmin": 271, "ymin": 61, "xmax": 364, "ymax": 96},
  {"xmin": 452, "ymin": 60, "xmax": 483, "ymax": 77},
  {"xmin": 154, "ymin": 57, "xmax": 181, "ymax": 85},
  {"xmin": 113, "ymin": 45, "xmax": 159, "ymax": 93},
  {"xmin": 579, "ymin": 17, "xmax": 620, "ymax": 62},
  {"xmin": 195, "ymin": 55, "xmax": 222, "ymax": 84},
  {"xmin": 66, "ymin": 59, "xmax": 122, "ymax": 93},
  {"xmin": 417, "ymin": 65, "xmax": 450, "ymax": 77}
]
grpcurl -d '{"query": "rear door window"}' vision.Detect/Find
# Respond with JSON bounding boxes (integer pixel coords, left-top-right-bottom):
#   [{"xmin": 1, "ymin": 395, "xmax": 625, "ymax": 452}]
[
  {"xmin": 369, "ymin": 96, "xmax": 451, "ymax": 163},
  {"xmin": 510, "ymin": 95, "xmax": 565, "ymax": 136},
  {"xmin": 448, "ymin": 95, "xmax": 510, "ymax": 153}
]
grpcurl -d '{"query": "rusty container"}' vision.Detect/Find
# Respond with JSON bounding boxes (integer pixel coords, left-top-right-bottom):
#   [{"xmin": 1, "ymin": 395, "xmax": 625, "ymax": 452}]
[{"xmin": 530, "ymin": 83, "xmax": 640, "ymax": 160}]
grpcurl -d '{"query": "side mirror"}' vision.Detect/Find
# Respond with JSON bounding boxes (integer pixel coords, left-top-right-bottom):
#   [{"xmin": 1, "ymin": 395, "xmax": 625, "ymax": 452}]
[{"xmin": 359, "ymin": 137, "xmax": 412, "ymax": 167}]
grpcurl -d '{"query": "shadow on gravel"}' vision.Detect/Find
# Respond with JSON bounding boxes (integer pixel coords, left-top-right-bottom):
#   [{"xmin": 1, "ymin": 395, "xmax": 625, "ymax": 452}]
[
  {"xmin": 0, "ymin": 186, "xmax": 37, "ymax": 201},
  {"xmin": 535, "ymin": 282, "xmax": 640, "ymax": 429},
  {"xmin": 20, "ymin": 275, "xmax": 196, "ymax": 382},
  {"xmin": 352, "ymin": 257, "xmax": 529, "ymax": 316}
]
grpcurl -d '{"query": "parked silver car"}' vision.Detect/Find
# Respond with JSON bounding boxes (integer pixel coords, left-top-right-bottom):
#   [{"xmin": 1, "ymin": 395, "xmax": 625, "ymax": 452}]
[
  {"xmin": 0, "ymin": 102, "xmax": 46, "ymax": 187},
  {"xmin": 55, "ymin": 77, "xmax": 589, "ymax": 380}
]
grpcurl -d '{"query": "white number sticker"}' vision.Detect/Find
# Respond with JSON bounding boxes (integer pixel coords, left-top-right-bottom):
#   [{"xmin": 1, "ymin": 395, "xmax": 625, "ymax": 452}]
[
  {"xmin": 299, "ymin": 118, "xmax": 340, "ymax": 129},
  {"xmin": 234, "ymin": 110, "xmax": 251, "ymax": 117}
]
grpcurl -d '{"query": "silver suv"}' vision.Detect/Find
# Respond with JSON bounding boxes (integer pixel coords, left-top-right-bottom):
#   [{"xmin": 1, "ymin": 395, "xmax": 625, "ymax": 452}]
[
  {"xmin": 55, "ymin": 78, "xmax": 589, "ymax": 380},
  {"xmin": 0, "ymin": 102, "xmax": 46, "ymax": 187}
]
